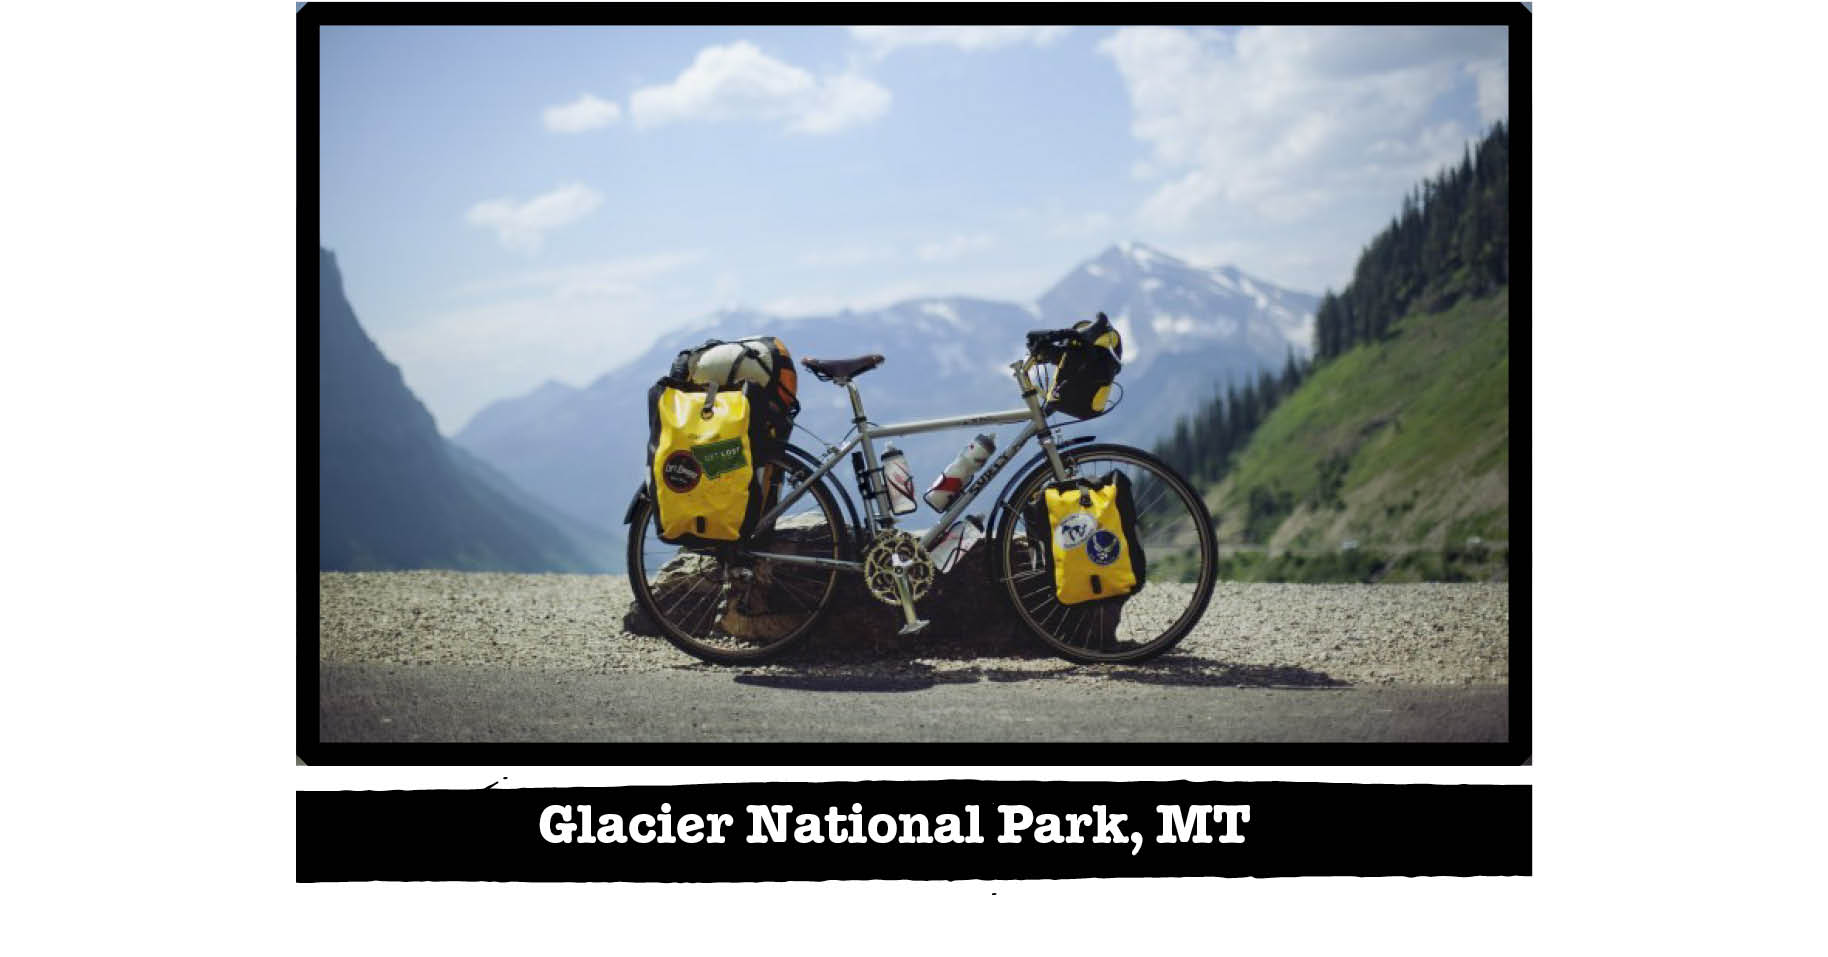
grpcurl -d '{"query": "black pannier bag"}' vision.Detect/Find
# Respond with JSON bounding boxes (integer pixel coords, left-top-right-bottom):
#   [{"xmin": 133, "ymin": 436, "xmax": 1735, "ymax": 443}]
[{"xmin": 1044, "ymin": 315, "xmax": 1124, "ymax": 420}]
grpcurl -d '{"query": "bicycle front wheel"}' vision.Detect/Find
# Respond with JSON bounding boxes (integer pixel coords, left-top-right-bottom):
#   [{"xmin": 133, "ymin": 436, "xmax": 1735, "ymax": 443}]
[
  {"xmin": 995, "ymin": 444, "xmax": 1218, "ymax": 663},
  {"xmin": 627, "ymin": 451, "xmax": 849, "ymax": 664}
]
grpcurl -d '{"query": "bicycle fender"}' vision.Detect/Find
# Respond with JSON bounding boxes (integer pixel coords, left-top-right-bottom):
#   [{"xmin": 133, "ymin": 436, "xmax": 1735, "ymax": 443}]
[
  {"xmin": 987, "ymin": 435, "xmax": 1096, "ymax": 542},
  {"xmin": 621, "ymin": 482, "xmax": 650, "ymax": 525}
]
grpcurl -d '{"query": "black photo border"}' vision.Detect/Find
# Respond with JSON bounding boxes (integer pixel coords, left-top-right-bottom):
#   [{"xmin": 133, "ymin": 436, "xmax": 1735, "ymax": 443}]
[{"xmin": 299, "ymin": 2, "xmax": 1531, "ymax": 767}]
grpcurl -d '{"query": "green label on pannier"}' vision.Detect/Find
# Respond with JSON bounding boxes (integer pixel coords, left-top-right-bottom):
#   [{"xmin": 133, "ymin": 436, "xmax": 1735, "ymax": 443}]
[{"xmin": 692, "ymin": 438, "xmax": 747, "ymax": 479}]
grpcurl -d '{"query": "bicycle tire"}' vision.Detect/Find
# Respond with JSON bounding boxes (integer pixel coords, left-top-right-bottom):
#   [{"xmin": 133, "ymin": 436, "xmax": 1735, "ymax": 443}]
[
  {"xmin": 994, "ymin": 443, "xmax": 1218, "ymax": 664},
  {"xmin": 626, "ymin": 449, "xmax": 850, "ymax": 664}
]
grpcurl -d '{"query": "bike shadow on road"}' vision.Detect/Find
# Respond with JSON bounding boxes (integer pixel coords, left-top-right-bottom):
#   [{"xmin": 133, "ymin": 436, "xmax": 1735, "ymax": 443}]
[{"xmin": 728, "ymin": 655, "xmax": 1348, "ymax": 694}]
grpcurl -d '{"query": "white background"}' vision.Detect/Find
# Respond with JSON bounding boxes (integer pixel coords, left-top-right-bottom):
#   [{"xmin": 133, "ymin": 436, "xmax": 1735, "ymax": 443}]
[{"xmin": 5, "ymin": 1, "xmax": 1823, "ymax": 953}]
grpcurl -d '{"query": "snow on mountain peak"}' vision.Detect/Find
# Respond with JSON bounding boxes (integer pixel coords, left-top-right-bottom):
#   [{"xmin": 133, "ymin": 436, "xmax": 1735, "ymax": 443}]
[
  {"xmin": 1118, "ymin": 241, "xmax": 1184, "ymax": 271},
  {"xmin": 919, "ymin": 300, "xmax": 963, "ymax": 326},
  {"xmin": 1109, "ymin": 311, "xmax": 1138, "ymax": 363}
]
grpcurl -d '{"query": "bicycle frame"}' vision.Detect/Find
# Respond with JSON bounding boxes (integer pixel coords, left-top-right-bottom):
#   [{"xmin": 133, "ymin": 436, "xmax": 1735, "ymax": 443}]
[{"xmin": 744, "ymin": 357, "xmax": 1071, "ymax": 573}]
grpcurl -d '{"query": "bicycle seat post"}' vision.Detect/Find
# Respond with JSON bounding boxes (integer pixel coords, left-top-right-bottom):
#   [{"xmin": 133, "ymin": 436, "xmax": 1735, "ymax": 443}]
[
  {"xmin": 843, "ymin": 380, "xmax": 869, "ymax": 427},
  {"xmin": 844, "ymin": 380, "xmax": 890, "ymax": 527}
]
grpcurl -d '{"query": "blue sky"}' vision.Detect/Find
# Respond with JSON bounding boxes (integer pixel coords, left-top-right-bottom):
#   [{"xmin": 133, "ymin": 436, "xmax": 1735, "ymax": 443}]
[{"xmin": 319, "ymin": 25, "xmax": 1508, "ymax": 434}]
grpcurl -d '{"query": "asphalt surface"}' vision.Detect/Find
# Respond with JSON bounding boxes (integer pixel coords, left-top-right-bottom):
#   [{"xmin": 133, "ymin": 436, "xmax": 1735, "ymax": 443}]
[
  {"xmin": 317, "ymin": 574, "xmax": 1509, "ymax": 745},
  {"xmin": 319, "ymin": 661, "xmax": 1507, "ymax": 743}
]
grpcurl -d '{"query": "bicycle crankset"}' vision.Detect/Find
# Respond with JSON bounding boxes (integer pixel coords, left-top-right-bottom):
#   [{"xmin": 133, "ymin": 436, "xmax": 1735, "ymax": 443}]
[{"xmin": 861, "ymin": 529, "xmax": 935, "ymax": 606}]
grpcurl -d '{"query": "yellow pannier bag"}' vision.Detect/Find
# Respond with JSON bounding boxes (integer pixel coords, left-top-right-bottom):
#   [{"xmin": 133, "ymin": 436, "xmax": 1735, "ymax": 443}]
[
  {"xmin": 1042, "ymin": 471, "xmax": 1147, "ymax": 605},
  {"xmin": 647, "ymin": 379, "xmax": 765, "ymax": 545}
]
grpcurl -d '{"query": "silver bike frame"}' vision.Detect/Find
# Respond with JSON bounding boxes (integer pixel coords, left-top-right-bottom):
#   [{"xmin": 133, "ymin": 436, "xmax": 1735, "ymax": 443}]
[{"xmin": 745, "ymin": 358, "xmax": 1073, "ymax": 573}]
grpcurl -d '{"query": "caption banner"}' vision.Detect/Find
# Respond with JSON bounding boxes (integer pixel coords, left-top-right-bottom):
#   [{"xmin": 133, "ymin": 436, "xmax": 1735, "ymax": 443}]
[{"xmin": 297, "ymin": 780, "xmax": 1529, "ymax": 881}]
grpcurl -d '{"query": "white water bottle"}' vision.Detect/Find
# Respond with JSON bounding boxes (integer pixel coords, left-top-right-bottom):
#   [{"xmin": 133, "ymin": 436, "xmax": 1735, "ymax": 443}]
[
  {"xmin": 929, "ymin": 515, "xmax": 986, "ymax": 574},
  {"xmin": 880, "ymin": 444, "xmax": 918, "ymax": 515},
  {"xmin": 925, "ymin": 434, "xmax": 996, "ymax": 512}
]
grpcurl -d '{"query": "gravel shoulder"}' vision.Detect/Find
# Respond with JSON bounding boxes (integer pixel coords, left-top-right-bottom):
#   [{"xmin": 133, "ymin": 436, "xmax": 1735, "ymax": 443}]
[{"xmin": 318, "ymin": 573, "xmax": 1508, "ymax": 687}]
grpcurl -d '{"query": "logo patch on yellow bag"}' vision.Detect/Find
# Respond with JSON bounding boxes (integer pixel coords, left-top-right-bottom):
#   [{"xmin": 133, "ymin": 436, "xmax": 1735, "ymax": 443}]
[
  {"xmin": 662, "ymin": 450, "xmax": 702, "ymax": 492},
  {"xmin": 1086, "ymin": 529, "xmax": 1122, "ymax": 565},
  {"xmin": 692, "ymin": 437, "xmax": 747, "ymax": 479},
  {"xmin": 1055, "ymin": 512, "xmax": 1097, "ymax": 550}
]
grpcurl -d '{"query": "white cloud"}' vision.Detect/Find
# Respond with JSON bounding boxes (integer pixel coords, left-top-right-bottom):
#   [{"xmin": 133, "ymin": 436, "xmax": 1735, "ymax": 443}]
[
  {"xmin": 790, "ymin": 72, "xmax": 893, "ymax": 134},
  {"xmin": 760, "ymin": 292, "xmax": 870, "ymax": 317},
  {"xmin": 542, "ymin": 93, "xmax": 621, "ymax": 132},
  {"xmin": 465, "ymin": 183, "xmax": 604, "ymax": 254},
  {"xmin": 629, "ymin": 41, "xmax": 889, "ymax": 134},
  {"xmin": 762, "ymin": 278, "xmax": 945, "ymax": 318},
  {"xmin": 1046, "ymin": 211, "xmax": 1114, "ymax": 240},
  {"xmin": 388, "ymin": 252, "xmax": 705, "ymax": 430},
  {"xmin": 796, "ymin": 244, "xmax": 898, "ymax": 268},
  {"xmin": 709, "ymin": 272, "xmax": 744, "ymax": 312},
  {"xmin": 1468, "ymin": 59, "xmax": 1509, "ymax": 125},
  {"xmin": 849, "ymin": 26, "xmax": 1070, "ymax": 56},
  {"xmin": 453, "ymin": 251, "xmax": 705, "ymax": 299},
  {"xmin": 760, "ymin": 261, "xmax": 1064, "ymax": 318},
  {"xmin": 916, "ymin": 232, "xmax": 995, "ymax": 262},
  {"xmin": 1099, "ymin": 26, "xmax": 1507, "ymax": 231},
  {"xmin": 382, "ymin": 294, "xmax": 646, "ymax": 433}
]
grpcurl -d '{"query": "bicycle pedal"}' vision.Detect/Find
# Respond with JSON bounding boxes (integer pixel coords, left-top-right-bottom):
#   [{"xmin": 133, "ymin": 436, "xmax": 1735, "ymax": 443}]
[{"xmin": 897, "ymin": 618, "xmax": 931, "ymax": 637}]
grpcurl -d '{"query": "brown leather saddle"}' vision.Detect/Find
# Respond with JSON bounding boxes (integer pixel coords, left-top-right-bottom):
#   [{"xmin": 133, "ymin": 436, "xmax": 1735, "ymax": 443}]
[{"xmin": 800, "ymin": 354, "xmax": 886, "ymax": 382}]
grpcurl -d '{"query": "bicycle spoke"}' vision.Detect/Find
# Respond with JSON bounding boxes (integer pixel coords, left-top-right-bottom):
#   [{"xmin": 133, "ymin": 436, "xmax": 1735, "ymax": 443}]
[
  {"xmin": 1136, "ymin": 486, "xmax": 1174, "ymax": 521},
  {"xmin": 681, "ymin": 580, "xmax": 723, "ymax": 634},
  {"xmin": 770, "ymin": 578, "xmax": 821, "ymax": 613},
  {"xmin": 658, "ymin": 571, "xmax": 709, "ymax": 622}
]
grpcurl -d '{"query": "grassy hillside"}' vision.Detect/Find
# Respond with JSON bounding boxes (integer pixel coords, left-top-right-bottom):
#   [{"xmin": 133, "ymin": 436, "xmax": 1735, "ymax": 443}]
[{"xmin": 1206, "ymin": 287, "xmax": 1509, "ymax": 581}]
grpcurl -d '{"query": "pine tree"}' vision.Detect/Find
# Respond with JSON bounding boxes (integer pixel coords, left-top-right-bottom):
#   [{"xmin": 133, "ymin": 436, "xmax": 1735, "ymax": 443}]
[{"xmin": 1150, "ymin": 119, "xmax": 1507, "ymax": 489}]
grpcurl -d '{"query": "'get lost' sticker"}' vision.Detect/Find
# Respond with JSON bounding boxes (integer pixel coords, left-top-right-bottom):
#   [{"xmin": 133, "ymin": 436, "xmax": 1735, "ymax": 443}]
[{"xmin": 692, "ymin": 438, "xmax": 747, "ymax": 479}]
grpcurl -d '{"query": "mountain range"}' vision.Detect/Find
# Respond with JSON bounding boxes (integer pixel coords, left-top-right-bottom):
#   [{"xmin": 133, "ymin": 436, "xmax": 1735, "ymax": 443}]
[
  {"xmin": 318, "ymin": 248, "xmax": 620, "ymax": 572},
  {"xmin": 454, "ymin": 242, "xmax": 1319, "ymax": 534}
]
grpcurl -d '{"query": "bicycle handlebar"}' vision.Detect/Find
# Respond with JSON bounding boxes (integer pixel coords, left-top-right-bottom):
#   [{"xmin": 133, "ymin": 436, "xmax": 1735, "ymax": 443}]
[{"xmin": 1026, "ymin": 312, "xmax": 1113, "ymax": 360}]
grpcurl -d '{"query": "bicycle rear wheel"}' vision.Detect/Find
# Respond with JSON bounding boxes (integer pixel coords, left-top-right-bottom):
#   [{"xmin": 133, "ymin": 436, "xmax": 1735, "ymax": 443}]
[
  {"xmin": 996, "ymin": 444, "xmax": 1217, "ymax": 663},
  {"xmin": 627, "ymin": 451, "xmax": 848, "ymax": 664}
]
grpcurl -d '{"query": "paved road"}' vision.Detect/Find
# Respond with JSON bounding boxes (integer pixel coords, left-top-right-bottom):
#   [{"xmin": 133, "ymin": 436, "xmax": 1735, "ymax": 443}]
[{"xmin": 319, "ymin": 661, "xmax": 1507, "ymax": 743}]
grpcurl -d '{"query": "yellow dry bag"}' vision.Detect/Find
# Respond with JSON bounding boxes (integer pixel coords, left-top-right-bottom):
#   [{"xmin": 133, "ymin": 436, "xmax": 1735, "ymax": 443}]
[
  {"xmin": 1041, "ymin": 471, "xmax": 1146, "ymax": 605},
  {"xmin": 647, "ymin": 379, "xmax": 765, "ymax": 545}
]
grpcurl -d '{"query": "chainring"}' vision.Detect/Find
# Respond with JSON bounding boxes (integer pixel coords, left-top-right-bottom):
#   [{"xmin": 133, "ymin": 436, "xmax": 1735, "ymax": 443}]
[{"xmin": 861, "ymin": 528, "xmax": 935, "ymax": 606}]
